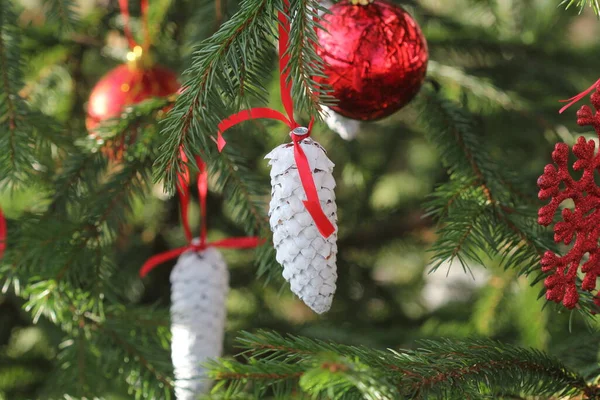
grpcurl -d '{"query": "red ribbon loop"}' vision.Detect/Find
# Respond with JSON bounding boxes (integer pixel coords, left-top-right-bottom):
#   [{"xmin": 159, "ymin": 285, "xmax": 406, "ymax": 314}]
[
  {"xmin": 559, "ymin": 78, "xmax": 600, "ymax": 114},
  {"xmin": 217, "ymin": 108, "xmax": 292, "ymax": 151},
  {"xmin": 118, "ymin": 0, "xmax": 150, "ymax": 50},
  {"xmin": 0, "ymin": 209, "xmax": 6, "ymax": 259},
  {"xmin": 215, "ymin": 0, "xmax": 335, "ymax": 238},
  {"xmin": 139, "ymin": 154, "xmax": 262, "ymax": 277}
]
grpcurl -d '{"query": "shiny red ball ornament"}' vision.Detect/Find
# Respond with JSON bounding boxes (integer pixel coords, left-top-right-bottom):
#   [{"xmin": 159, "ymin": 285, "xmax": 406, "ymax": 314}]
[
  {"xmin": 316, "ymin": 0, "xmax": 428, "ymax": 121},
  {"xmin": 86, "ymin": 59, "xmax": 178, "ymax": 159},
  {"xmin": 86, "ymin": 64, "xmax": 179, "ymax": 131}
]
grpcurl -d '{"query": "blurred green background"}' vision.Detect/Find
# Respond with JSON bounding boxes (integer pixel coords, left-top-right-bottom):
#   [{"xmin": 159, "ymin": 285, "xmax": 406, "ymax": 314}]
[{"xmin": 2, "ymin": 0, "xmax": 600, "ymax": 398}]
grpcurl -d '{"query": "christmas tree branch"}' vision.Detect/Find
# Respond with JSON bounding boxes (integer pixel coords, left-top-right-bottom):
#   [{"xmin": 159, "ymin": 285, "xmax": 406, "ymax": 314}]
[
  {"xmin": 95, "ymin": 311, "xmax": 174, "ymax": 398},
  {"xmin": 48, "ymin": 151, "xmax": 106, "ymax": 210},
  {"xmin": 561, "ymin": 0, "xmax": 600, "ymax": 17},
  {"xmin": 419, "ymin": 88, "xmax": 506, "ymax": 269},
  {"xmin": 211, "ymin": 149, "xmax": 285, "ymax": 281},
  {"xmin": 2, "ymin": 104, "xmax": 192, "ymax": 397},
  {"xmin": 0, "ymin": 0, "xmax": 37, "ymax": 186},
  {"xmin": 43, "ymin": 302, "xmax": 174, "ymax": 398},
  {"xmin": 418, "ymin": 87, "xmax": 599, "ymax": 315},
  {"xmin": 155, "ymin": 0, "xmax": 275, "ymax": 190},
  {"xmin": 284, "ymin": 0, "xmax": 331, "ymax": 115},
  {"xmin": 42, "ymin": 0, "xmax": 79, "ymax": 33},
  {"xmin": 212, "ymin": 149, "xmax": 269, "ymax": 235},
  {"xmin": 427, "ymin": 61, "xmax": 519, "ymax": 110},
  {"xmin": 98, "ymin": 323, "xmax": 174, "ymax": 390},
  {"xmin": 209, "ymin": 331, "xmax": 595, "ymax": 399},
  {"xmin": 418, "ymin": 89, "xmax": 524, "ymax": 248},
  {"xmin": 0, "ymin": 2, "xmax": 17, "ymax": 134},
  {"xmin": 17, "ymin": 278, "xmax": 174, "ymax": 398},
  {"xmin": 419, "ymin": 88, "xmax": 501, "ymax": 193}
]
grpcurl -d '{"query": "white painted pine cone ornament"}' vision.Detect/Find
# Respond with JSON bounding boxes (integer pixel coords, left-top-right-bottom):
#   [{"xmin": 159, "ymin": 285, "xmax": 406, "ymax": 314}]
[
  {"xmin": 265, "ymin": 134, "xmax": 338, "ymax": 314},
  {"xmin": 170, "ymin": 246, "xmax": 228, "ymax": 399},
  {"xmin": 322, "ymin": 105, "xmax": 361, "ymax": 141}
]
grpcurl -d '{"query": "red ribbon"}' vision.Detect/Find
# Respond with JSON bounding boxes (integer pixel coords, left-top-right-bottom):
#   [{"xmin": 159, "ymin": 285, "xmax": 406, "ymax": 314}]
[
  {"xmin": 215, "ymin": 0, "xmax": 335, "ymax": 238},
  {"xmin": 118, "ymin": 0, "xmax": 151, "ymax": 51},
  {"xmin": 559, "ymin": 78, "xmax": 600, "ymax": 114},
  {"xmin": 139, "ymin": 153, "xmax": 262, "ymax": 277},
  {"xmin": 0, "ymin": 209, "xmax": 6, "ymax": 259}
]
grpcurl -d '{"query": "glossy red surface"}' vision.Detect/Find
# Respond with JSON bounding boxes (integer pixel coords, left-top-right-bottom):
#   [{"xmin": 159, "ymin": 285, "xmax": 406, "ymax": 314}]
[
  {"xmin": 86, "ymin": 64, "xmax": 179, "ymax": 131},
  {"xmin": 317, "ymin": 0, "xmax": 428, "ymax": 120}
]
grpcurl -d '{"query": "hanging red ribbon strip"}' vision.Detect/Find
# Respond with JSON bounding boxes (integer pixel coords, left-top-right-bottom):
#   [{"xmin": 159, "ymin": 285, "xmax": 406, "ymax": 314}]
[
  {"xmin": 139, "ymin": 153, "xmax": 262, "ymax": 277},
  {"xmin": 559, "ymin": 78, "xmax": 600, "ymax": 114},
  {"xmin": 215, "ymin": 0, "xmax": 335, "ymax": 238},
  {"xmin": 0, "ymin": 209, "xmax": 6, "ymax": 259},
  {"xmin": 118, "ymin": 0, "xmax": 151, "ymax": 51}
]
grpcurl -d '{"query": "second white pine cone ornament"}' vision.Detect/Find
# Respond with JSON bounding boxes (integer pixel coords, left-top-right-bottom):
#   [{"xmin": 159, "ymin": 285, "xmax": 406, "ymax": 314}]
[
  {"xmin": 170, "ymin": 246, "xmax": 228, "ymax": 399},
  {"xmin": 265, "ymin": 130, "xmax": 338, "ymax": 314}
]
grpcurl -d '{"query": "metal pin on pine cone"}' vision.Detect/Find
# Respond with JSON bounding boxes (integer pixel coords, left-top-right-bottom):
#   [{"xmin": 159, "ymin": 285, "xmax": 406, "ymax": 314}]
[
  {"xmin": 537, "ymin": 80, "xmax": 600, "ymax": 309},
  {"xmin": 266, "ymin": 127, "xmax": 338, "ymax": 313}
]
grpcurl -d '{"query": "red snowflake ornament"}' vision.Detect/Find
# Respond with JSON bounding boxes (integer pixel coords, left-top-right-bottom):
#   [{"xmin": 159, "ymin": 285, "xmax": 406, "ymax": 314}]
[{"xmin": 537, "ymin": 85, "xmax": 600, "ymax": 309}]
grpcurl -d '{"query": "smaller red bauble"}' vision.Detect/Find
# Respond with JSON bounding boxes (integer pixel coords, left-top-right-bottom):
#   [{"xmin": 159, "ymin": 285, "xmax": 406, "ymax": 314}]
[
  {"xmin": 316, "ymin": 0, "xmax": 428, "ymax": 121},
  {"xmin": 86, "ymin": 64, "xmax": 179, "ymax": 131}
]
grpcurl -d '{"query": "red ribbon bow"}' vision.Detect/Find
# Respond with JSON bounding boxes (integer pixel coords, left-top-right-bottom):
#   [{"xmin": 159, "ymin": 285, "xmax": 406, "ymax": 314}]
[
  {"xmin": 0, "ymin": 209, "xmax": 6, "ymax": 259},
  {"xmin": 559, "ymin": 78, "xmax": 600, "ymax": 114},
  {"xmin": 139, "ymin": 154, "xmax": 262, "ymax": 277},
  {"xmin": 215, "ymin": 0, "xmax": 335, "ymax": 239}
]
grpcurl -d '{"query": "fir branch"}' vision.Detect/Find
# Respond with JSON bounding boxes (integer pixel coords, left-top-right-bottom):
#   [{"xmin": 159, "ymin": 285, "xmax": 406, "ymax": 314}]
[
  {"xmin": 0, "ymin": 0, "xmax": 17, "ymax": 135},
  {"xmin": 418, "ymin": 87, "xmax": 599, "ymax": 314},
  {"xmin": 46, "ymin": 157, "xmax": 150, "ymax": 286},
  {"xmin": 561, "ymin": 0, "xmax": 600, "ymax": 17},
  {"xmin": 427, "ymin": 61, "xmax": 520, "ymax": 110},
  {"xmin": 418, "ymin": 89, "xmax": 529, "ymax": 252},
  {"xmin": 155, "ymin": 0, "xmax": 276, "ymax": 191},
  {"xmin": 210, "ymin": 331, "xmax": 596, "ymax": 399},
  {"xmin": 284, "ymin": 0, "xmax": 331, "ymax": 115},
  {"xmin": 0, "ymin": 0, "xmax": 36, "ymax": 186},
  {"xmin": 42, "ymin": 0, "xmax": 79, "ymax": 33},
  {"xmin": 418, "ymin": 88, "xmax": 508, "ymax": 269},
  {"xmin": 212, "ymin": 150, "xmax": 269, "ymax": 236},
  {"xmin": 1, "ymin": 103, "xmax": 177, "ymax": 396},
  {"xmin": 210, "ymin": 149, "xmax": 283, "ymax": 281},
  {"xmin": 428, "ymin": 199, "xmax": 491, "ymax": 271},
  {"xmin": 0, "ymin": 1, "xmax": 64, "ymax": 188},
  {"xmin": 39, "ymin": 304, "xmax": 173, "ymax": 398},
  {"xmin": 21, "ymin": 283, "xmax": 174, "ymax": 399},
  {"xmin": 3, "ymin": 106, "xmax": 161, "ymax": 292},
  {"xmin": 98, "ymin": 323, "xmax": 174, "ymax": 391},
  {"xmin": 418, "ymin": 87, "xmax": 501, "ymax": 195},
  {"xmin": 48, "ymin": 151, "xmax": 106, "ymax": 211}
]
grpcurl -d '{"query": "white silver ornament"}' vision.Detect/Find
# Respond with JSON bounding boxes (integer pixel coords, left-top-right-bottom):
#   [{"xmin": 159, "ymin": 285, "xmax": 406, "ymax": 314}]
[
  {"xmin": 265, "ymin": 133, "xmax": 338, "ymax": 314},
  {"xmin": 170, "ymin": 246, "xmax": 228, "ymax": 399},
  {"xmin": 322, "ymin": 105, "xmax": 361, "ymax": 141}
]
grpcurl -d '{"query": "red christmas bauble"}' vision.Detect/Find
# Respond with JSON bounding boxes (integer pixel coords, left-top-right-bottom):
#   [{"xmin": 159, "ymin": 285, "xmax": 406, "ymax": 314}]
[
  {"xmin": 86, "ymin": 64, "xmax": 179, "ymax": 131},
  {"xmin": 316, "ymin": 0, "xmax": 428, "ymax": 121}
]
